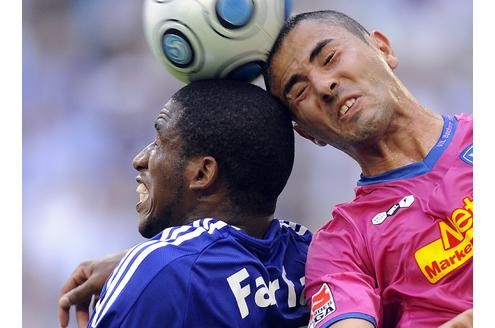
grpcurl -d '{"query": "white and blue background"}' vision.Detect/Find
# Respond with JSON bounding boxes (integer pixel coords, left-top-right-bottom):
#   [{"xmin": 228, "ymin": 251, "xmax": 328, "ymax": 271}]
[{"xmin": 9, "ymin": 0, "xmax": 487, "ymax": 326}]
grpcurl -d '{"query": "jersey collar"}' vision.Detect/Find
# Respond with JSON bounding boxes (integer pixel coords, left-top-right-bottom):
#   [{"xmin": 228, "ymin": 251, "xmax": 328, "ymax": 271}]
[{"xmin": 357, "ymin": 115, "xmax": 457, "ymax": 186}]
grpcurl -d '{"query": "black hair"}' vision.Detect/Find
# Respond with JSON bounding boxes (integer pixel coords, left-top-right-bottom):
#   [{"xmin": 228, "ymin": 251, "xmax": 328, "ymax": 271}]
[
  {"xmin": 171, "ymin": 79, "xmax": 294, "ymax": 216},
  {"xmin": 264, "ymin": 10, "xmax": 370, "ymax": 91}
]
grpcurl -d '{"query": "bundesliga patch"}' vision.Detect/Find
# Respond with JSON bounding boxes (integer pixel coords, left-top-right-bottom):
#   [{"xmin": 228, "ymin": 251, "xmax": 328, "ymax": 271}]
[
  {"xmin": 308, "ymin": 283, "xmax": 336, "ymax": 328},
  {"xmin": 460, "ymin": 144, "xmax": 473, "ymax": 165}
]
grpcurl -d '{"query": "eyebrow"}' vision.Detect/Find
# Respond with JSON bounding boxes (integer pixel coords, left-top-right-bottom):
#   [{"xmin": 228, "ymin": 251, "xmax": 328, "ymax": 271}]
[
  {"xmin": 309, "ymin": 38, "xmax": 334, "ymax": 63},
  {"xmin": 154, "ymin": 109, "xmax": 173, "ymax": 130}
]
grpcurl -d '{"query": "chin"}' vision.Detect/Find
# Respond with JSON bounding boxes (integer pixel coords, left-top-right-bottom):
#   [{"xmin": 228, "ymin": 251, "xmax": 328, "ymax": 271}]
[
  {"xmin": 139, "ymin": 225, "xmax": 160, "ymax": 239},
  {"xmin": 138, "ymin": 216, "xmax": 158, "ymax": 238},
  {"xmin": 138, "ymin": 213, "xmax": 174, "ymax": 239}
]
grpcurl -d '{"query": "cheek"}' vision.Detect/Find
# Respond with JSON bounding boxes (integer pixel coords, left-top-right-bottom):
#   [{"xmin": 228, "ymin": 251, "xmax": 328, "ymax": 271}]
[
  {"xmin": 297, "ymin": 99, "xmax": 328, "ymax": 126},
  {"xmin": 148, "ymin": 162, "xmax": 169, "ymax": 198},
  {"xmin": 296, "ymin": 114, "xmax": 329, "ymax": 138}
]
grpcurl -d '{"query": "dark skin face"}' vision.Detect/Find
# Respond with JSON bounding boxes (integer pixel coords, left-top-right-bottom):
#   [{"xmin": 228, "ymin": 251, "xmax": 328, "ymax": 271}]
[
  {"xmin": 132, "ymin": 99, "xmax": 276, "ymax": 239},
  {"xmin": 269, "ymin": 20, "xmax": 400, "ymax": 152},
  {"xmin": 132, "ymin": 102, "xmax": 189, "ymax": 238}
]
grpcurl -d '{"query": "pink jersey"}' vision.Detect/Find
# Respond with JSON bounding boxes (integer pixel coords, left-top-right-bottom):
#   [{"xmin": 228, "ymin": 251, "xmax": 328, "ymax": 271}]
[{"xmin": 305, "ymin": 114, "xmax": 473, "ymax": 328}]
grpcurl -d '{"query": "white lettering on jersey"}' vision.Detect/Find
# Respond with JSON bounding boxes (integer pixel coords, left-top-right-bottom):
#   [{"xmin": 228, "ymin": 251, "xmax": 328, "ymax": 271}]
[
  {"xmin": 227, "ymin": 266, "xmax": 304, "ymax": 319},
  {"xmin": 281, "ymin": 267, "xmax": 296, "ymax": 308},
  {"xmin": 227, "ymin": 268, "xmax": 251, "ymax": 319},
  {"xmin": 299, "ymin": 277, "xmax": 306, "ymax": 305},
  {"xmin": 254, "ymin": 276, "xmax": 277, "ymax": 307}
]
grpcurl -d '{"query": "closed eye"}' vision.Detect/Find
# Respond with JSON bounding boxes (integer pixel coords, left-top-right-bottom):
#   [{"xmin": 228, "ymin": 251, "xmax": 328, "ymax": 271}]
[
  {"xmin": 324, "ymin": 51, "xmax": 335, "ymax": 65},
  {"xmin": 296, "ymin": 86, "xmax": 306, "ymax": 98},
  {"xmin": 288, "ymin": 83, "xmax": 308, "ymax": 103}
]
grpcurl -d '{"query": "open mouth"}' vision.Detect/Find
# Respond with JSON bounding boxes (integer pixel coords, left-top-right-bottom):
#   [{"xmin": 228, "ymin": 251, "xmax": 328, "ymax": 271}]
[
  {"xmin": 136, "ymin": 183, "xmax": 149, "ymax": 203},
  {"xmin": 339, "ymin": 97, "xmax": 357, "ymax": 116}
]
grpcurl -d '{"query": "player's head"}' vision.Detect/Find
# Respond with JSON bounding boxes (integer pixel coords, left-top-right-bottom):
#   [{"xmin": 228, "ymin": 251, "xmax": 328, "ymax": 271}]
[
  {"xmin": 265, "ymin": 10, "xmax": 402, "ymax": 153},
  {"xmin": 267, "ymin": 10, "xmax": 370, "ymax": 78},
  {"xmin": 133, "ymin": 79, "xmax": 294, "ymax": 238}
]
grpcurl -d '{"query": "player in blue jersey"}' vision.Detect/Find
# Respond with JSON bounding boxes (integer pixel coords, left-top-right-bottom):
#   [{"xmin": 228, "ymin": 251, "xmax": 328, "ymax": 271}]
[{"xmin": 58, "ymin": 79, "xmax": 311, "ymax": 328}]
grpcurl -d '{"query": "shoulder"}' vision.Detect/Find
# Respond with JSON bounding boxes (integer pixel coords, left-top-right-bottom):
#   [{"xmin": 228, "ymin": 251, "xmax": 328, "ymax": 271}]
[
  {"xmin": 324, "ymin": 191, "xmax": 404, "ymax": 232},
  {"xmin": 310, "ymin": 208, "xmax": 365, "ymax": 255},
  {"xmin": 453, "ymin": 113, "xmax": 473, "ymax": 143},
  {"xmin": 308, "ymin": 195, "xmax": 403, "ymax": 268},
  {"xmin": 122, "ymin": 219, "xmax": 230, "ymax": 273},
  {"xmin": 89, "ymin": 220, "xmax": 231, "ymax": 327},
  {"xmin": 193, "ymin": 219, "xmax": 312, "ymax": 269},
  {"xmin": 277, "ymin": 219, "xmax": 313, "ymax": 242},
  {"xmin": 308, "ymin": 205, "xmax": 372, "ymax": 268},
  {"xmin": 454, "ymin": 112, "xmax": 473, "ymax": 140},
  {"xmin": 455, "ymin": 113, "xmax": 472, "ymax": 124}
]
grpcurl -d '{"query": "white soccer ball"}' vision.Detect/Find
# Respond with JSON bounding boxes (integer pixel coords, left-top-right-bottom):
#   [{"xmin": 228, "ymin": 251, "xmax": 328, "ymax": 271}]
[{"xmin": 143, "ymin": 0, "xmax": 292, "ymax": 82}]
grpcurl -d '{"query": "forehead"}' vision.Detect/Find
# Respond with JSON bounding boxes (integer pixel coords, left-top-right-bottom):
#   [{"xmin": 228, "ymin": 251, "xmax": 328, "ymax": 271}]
[{"xmin": 270, "ymin": 21, "xmax": 354, "ymax": 92}]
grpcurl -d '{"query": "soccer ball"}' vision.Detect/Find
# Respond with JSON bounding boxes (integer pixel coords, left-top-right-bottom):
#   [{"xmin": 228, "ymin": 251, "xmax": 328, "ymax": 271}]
[{"xmin": 143, "ymin": 0, "xmax": 292, "ymax": 83}]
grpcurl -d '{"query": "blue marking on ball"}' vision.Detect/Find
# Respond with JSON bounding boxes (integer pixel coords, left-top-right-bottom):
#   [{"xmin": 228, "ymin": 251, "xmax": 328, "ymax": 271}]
[
  {"xmin": 284, "ymin": 0, "xmax": 292, "ymax": 19},
  {"xmin": 226, "ymin": 61, "xmax": 263, "ymax": 81},
  {"xmin": 216, "ymin": 0, "xmax": 254, "ymax": 29},
  {"xmin": 162, "ymin": 30, "xmax": 194, "ymax": 68}
]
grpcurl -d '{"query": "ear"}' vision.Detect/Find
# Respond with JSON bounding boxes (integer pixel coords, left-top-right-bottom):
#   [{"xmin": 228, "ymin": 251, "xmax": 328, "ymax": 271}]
[
  {"xmin": 370, "ymin": 30, "xmax": 398, "ymax": 69},
  {"xmin": 186, "ymin": 156, "xmax": 219, "ymax": 191},
  {"xmin": 293, "ymin": 123, "xmax": 327, "ymax": 147}
]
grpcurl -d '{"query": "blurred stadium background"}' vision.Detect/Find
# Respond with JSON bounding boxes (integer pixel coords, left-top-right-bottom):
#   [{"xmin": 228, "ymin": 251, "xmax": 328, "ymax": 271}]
[{"xmin": 22, "ymin": 0, "xmax": 472, "ymax": 326}]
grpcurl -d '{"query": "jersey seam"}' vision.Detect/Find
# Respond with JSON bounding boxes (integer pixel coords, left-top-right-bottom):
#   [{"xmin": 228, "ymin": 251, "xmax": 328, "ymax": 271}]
[{"xmin": 333, "ymin": 207, "xmax": 376, "ymax": 279}]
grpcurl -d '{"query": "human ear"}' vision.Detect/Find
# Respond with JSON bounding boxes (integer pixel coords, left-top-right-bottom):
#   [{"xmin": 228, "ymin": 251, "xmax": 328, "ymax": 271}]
[
  {"xmin": 370, "ymin": 30, "xmax": 399, "ymax": 69},
  {"xmin": 293, "ymin": 123, "xmax": 327, "ymax": 147},
  {"xmin": 187, "ymin": 156, "xmax": 219, "ymax": 190}
]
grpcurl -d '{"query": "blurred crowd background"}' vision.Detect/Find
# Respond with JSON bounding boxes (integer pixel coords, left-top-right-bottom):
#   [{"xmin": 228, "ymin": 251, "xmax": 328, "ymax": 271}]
[{"xmin": 23, "ymin": 0, "xmax": 472, "ymax": 326}]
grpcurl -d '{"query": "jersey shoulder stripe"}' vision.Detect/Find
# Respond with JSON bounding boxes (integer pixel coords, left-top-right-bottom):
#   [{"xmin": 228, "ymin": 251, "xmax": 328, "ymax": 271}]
[
  {"xmin": 278, "ymin": 219, "xmax": 310, "ymax": 236},
  {"xmin": 90, "ymin": 219, "xmax": 228, "ymax": 327}
]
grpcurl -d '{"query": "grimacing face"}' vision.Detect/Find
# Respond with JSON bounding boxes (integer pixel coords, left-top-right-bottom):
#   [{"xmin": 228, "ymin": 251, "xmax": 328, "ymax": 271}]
[
  {"xmin": 132, "ymin": 103, "xmax": 188, "ymax": 238},
  {"xmin": 269, "ymin": 20, "xmax": 400, "ymax": 150}
]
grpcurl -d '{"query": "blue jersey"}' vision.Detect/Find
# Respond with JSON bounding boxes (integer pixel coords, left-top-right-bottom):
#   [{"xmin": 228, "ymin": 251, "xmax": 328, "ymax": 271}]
[{"xmin": 88, "ymin": 218, "xmax": 312, "ymax": 327}]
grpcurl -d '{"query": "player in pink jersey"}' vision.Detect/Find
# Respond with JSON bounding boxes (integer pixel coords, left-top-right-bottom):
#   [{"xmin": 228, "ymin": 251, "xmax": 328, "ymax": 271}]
[{"xmin": 265, "ymin": 10, "xmax": 472, "ymax": 328}]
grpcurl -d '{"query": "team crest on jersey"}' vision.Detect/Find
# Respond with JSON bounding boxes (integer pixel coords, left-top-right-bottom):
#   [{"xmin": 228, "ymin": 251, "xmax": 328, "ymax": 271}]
[
  {"xmin": 460, "ymin": 144, "xmax": 473, "ymax": 165},
  {"xmin": 308, "ymin": 283, "xmax": 336, "ymax": 328}
]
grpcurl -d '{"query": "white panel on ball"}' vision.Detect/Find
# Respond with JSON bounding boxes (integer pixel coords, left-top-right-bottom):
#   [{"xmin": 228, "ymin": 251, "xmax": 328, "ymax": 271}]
[{"xmin": 143, "ymin": 0, "xmax": 291, "ymax": 82}]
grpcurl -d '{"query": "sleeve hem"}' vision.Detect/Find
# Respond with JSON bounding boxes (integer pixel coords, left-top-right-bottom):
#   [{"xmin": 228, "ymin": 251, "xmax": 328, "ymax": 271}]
[{"xmin": 320, "ymin": 312, "xmax": 377, "ymax": 328}]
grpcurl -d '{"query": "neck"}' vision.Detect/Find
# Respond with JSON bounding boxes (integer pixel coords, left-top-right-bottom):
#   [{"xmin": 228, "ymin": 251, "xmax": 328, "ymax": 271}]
[
  {"xmin": 218, "ymin": 213, "xmax": 274, "ymax": 239},
  {"xmin": 186, "ymin": 201, "xmax": 274, "ymax": 239},
  {"xmin": 347, "ymin": 103, "xmax": 444, "ymax": 176}
]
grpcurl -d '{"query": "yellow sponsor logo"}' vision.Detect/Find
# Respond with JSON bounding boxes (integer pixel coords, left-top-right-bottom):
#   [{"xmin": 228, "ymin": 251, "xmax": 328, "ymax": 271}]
[{"xmin": 415, "ymin": 197, "xmax": 473, "ymax": 284}]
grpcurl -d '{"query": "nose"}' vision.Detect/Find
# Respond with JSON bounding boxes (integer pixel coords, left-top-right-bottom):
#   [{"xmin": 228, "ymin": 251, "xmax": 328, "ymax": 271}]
[
  {"xmin": 132, "ymin": 143, "xmax": 152, "ymax": 171},
  {"xmin": 312, "ymin": 75, "xmax": 338, "ymax": 103}
]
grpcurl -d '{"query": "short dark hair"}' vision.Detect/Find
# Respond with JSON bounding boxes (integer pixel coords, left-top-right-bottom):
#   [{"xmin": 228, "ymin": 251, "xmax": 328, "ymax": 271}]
[
  {"xmin": 172, "ymin": 79, "xmax": 294, "ymax": 215},
  {"xmin": 264, "ymin": 10, "xmax": 370, "ymax": 91}
]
